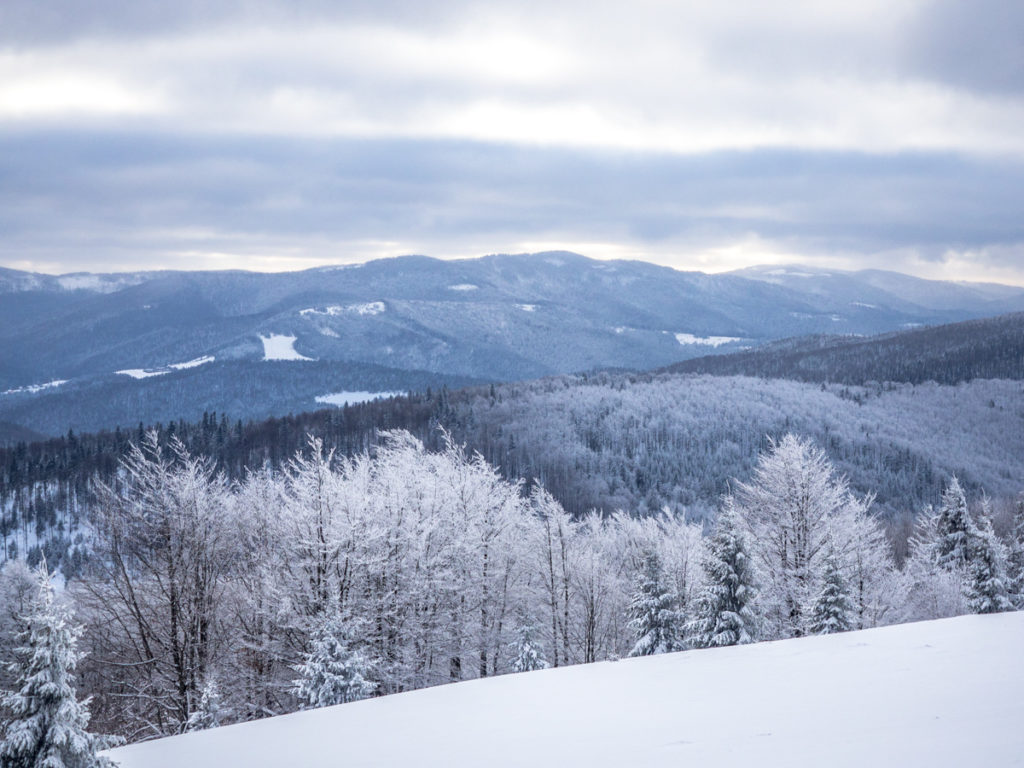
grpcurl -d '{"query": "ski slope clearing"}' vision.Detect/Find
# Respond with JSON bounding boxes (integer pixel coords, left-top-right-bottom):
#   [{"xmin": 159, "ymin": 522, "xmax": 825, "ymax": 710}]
[
  {"xmin": 116, "ymin": 357, "xmax": 216, "ymax": 379},
  {"xmin": 314, "ymin": 391, "xmax": 402, "ymax": 407},
  {"xmin": 259, "ymin": 334, "xmax": 314, "ymax": 361},
  {"xmin": 674, "ymin": 332, "xmax": 742, "ymax": 347},
  {"xmin": 107, "ymin": 613, "xmax": 1024, "ymax": 768}
]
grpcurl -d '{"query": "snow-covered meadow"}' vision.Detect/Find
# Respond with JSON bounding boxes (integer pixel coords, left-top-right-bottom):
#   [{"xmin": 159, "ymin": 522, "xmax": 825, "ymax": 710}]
[
  {"xmin": 107, "ymin": 613, "xmax": 1024, "ymax": 768},
  {"xmin": 259, "ymin": 334, "xmax": 315, "ymax": 361},
  {"xmin": 314, "ymin": 391, "xmax": 403, "ymax": 407}
]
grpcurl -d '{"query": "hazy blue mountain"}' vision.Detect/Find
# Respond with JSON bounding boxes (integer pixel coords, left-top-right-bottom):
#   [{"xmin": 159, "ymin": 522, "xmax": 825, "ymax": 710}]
[
  {"xmin": 665, "ymin": 311, "xmax": 1024, "ymax": 385},
  {"xmin": 730, "ymin": 264, "xmax": 1024, "ymax": 314},
  {"xmin": 2, "ymin": 252, "xmax": 1023, "ymax": 439}
]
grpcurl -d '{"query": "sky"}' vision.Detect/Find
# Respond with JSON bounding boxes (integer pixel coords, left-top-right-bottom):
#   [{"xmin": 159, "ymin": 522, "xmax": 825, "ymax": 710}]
[{"xmin": 1, "ymin": 0, "xmax": 1023, "ymax": 284}]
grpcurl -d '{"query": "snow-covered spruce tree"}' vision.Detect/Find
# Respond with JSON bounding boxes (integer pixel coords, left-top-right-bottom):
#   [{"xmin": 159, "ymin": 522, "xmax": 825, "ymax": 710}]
[
  {"xmin": 0, "ymin": 564, "xmax": 119, "ymax": 768},
  {"xmin": 627, "ymin": 551, "xmax": 682, "ymax": 657},
  {"xmin": 510, "ymin": 622, "xmax": 549, "ymax": 673},
  {"xmin": 688, "ymin": 498, "xmax": 759, "ymax": 649},
  {"xmin": 809, "ymin": 553, "xmax": 854, "ymax": 635},
  {"xmin": 292, "ymin": 619, "xmax": 376, "ymax": 709},
  {"xmin": 1006, "ymin": 498, "xmax": 1024, "ymax": 610},
  {"xmin": 933, "ymin": 477, "xmax": 978, "ymax": 570},
  {"xmin": 735, "ymin": 434, "xmax": 880, "ymax": 639},
  {"xmin": 901, "ymin": 483, "xmax": 1014, "ymax": 620},
  {"xmin": 184, "ymin": 677, "xmax": 229, "ymax": 732},
  {"xmin": 900, "ymin": 506, "xmax": 968, "ymax": 621},
  {"xmin": 0, "ymin": 560, "xmax": 37, "ymax": 692},
  {"xmin": 963, "ymin": 513, "xmax": 1013, "ymax": 615}
]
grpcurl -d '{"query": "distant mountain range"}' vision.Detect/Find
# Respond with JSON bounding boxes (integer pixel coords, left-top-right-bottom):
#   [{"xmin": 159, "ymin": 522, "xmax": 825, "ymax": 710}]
[{"xmin": 2, "ymin": 252, "xmax": 1023, "ymax": 439}]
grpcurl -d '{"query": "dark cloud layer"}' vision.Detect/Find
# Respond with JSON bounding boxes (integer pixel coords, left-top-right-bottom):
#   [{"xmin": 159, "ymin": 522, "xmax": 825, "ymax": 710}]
[
  {"xmin": 1, "ymin": 131, "xmax": 1021, "ymax": 273},
  {"xmin": 0, "ymin": 0, "xmax": 463, "ymax": 45},
  {"xmin": 906, "ymin": 0, "xmax": 1024, "ymax": 95}
]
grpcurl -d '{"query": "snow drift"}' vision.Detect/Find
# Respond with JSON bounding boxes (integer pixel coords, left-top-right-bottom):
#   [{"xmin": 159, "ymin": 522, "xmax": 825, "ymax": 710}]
[{"xmin": 107, "ymin": 613, "xmax": 1024, "ymax": 768}]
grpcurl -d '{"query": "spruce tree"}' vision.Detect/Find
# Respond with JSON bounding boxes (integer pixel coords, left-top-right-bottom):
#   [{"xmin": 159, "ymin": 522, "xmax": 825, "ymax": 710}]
[
  {"xmin": 627, "ymin": 551, "xmax": 681, "ymax": 657},
  {"xmin": 510, "ymin": 623, "xmax": 549, "ymax": 673},
  {"xmin": 963, "ymin": 515, "xmax": 1013, "ymax": 615},
  {"xmin": 1006, "ymin": 499, "xmax": 1024, "ymax": 610},
  {"xmin": 292, "ymin": 619, "xmax": 376, "ymax": 709},
  {"xmin": 809, "ymin": 553, "xmax": 854, "ymax": 634},
  {"xmin": 0, "ymin": 564, "xmax": 119, "ymax": 768},
  {"xmin": 689, "ymin": 500, "xmax": 759, "ymax": 648},
  {"xmin": 934, "ymin": 477, "xmax": 977, "ymax": 570}
]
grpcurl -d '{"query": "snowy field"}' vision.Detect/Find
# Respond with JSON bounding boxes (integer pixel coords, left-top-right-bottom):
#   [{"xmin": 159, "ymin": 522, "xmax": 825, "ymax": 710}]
[
  {"xmin": 314, "ymin": 391, "xmax": 402, "ymax": 407},
  {"xmin": 1, "ymin": 379, "xmax": 67, "ymax": 395},
  {"xmin": 259, "ymin": 334, "xmax": 314, "ymax": 361},
  {"xmin": 107, "ymin": 613, "xmax": 1024, "ymax": 768},
  {"xmin": 116, "ymin": 356, "xmax": 215, "ymax": 379},
  {"xmin": 675, "ymin": 332, "xmax": 742, "ymax": 346}
]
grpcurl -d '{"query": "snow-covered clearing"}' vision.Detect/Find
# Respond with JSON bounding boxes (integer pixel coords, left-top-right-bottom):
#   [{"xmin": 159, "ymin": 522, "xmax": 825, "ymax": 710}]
[
  {"xmin": 764, "ymin": 268, "xmax": 817, "ymax": 278},
  {"xmin": 116, "ymin": 357, "xmax": 215, "ymax": 379},
  {"xmin": 107, "ymin": 613, "xmax": 1024, "ymax": 768},
  {"xmin": 299, "ymin": 302, "xmax": 385, "ymax": 317},
  {"xmin": 1, "ymin": 379, "xmax": 67, "ymax": 395},
  {"xmin": 56, "ymin": 274, "xmax": 145, "ymax": 293},
  {"xmin": 448, "ymin": 283, "xmax": 478, "ymax": 291},
  {"xmin": 259, "ymin": 335, "xmax": 314, "ymax": 361},
  {"xmin": 517, "ymin": 304, "xmax": 537, "ymax": 312},
  {"xmin": 675, "ymin": 332, "xmax": 741, "ymax": 347},
  {"xmin": 314, "ymin": 391, "xmax": 402, "ymax": 407}
]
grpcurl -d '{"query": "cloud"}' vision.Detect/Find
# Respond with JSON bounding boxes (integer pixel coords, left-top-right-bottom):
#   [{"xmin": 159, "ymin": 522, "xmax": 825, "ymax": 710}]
[
  {"xmin": 0, "ymin": 1, "xmax": 1022, "ymax": 283},
  {"xmin": 1, "ymin": 131, "xmax": 1022, "ymax": 282},
  {"xmin": 903, "ymin": 0, "xmax": 1024, "ymax": 96},
  {"xmin": 1, "ymin": 2, "xmax": 1022, "ymax": 154}
]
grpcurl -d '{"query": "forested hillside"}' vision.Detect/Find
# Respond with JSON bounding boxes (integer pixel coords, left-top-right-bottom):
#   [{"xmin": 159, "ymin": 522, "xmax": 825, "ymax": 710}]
[
  {"xmin": 4, "ymin": 373, "xmax": 1022, "ymax": 577},
  {"xmin": 0, "ymin": 360, "xmax": 480, "ymax": 441},
  {"xmin": 667, "ymin": 312, "xmax": 1024, "ymax": 384}
]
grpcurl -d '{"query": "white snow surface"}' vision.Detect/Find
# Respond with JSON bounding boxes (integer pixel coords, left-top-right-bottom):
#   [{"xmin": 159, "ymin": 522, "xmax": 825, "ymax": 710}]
[
  {"xmin": 516, "ymin": 304, "xmax": 537, "ymax": 312},
  {"xmin": 1, "ymin": 379, "xmax": 68, "ymax": 395},
  {"xmin": 259, "ymin": 335, "xmax": 314, "ymax": 361},
  {"xmin": 116, "ymin": 356, "xmax": 215, "ymax": 379},
  {"xmin": 315, "ymin": 391, "xmax": 402, "ymax": 407},
  {"xmin": 675, "ymin": 332, "xmax": 741, "ymax": 347},
  {"xmin": 300, "ymin": 302, "xmax": 385, "ymax": 317},
  {"xmin": 56, "ymin": 274, "xmax": 147, "ymax": 293},
  {"xmin": 763, "ymin": 268, "xmax": 817, "ymax": 278},
  {"xmin": 106, "ymin": 613, "xmax": 1024, "ymax": 768},
  {"xmin": 447, "ymin": 283, "xmax": 479, "ymax": 291},
  {"xmin": 117, "ymin": 368, "xmax": 169, "ymax": 380}
]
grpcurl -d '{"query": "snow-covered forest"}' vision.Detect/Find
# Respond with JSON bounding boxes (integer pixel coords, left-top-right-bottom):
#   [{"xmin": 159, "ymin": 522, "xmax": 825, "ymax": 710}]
[
  {"xmin": 1, "ymin": 428, "xmax": 1020, "ymax": 747},
  {"xmin": 4, "ymin": 374, "xmax": 1022, "ymax": 582}
]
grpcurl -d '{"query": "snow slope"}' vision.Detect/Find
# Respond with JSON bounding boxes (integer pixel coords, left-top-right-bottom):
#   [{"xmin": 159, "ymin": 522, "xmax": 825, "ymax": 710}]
[
  {"xmin": 314, "ymin": 391, "xmax": 402, "ymax": 406},
  {"xmin": 107, "ymin": 613, "xmax": 1024, "ymax": 768},
  {"xmin": 259, "ymin": 334, "xmax": 314, "ymax": 361}
]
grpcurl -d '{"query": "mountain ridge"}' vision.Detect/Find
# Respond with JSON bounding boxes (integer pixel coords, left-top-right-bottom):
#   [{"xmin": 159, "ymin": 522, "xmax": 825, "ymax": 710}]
[{"xmin": 3, "ymin": 252, "xmax": 1024, "ymax": 439}]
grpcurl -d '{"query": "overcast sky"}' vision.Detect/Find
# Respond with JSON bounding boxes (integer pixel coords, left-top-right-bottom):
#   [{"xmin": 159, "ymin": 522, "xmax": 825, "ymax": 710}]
[{"xmin": 1, "ymin": 0, "xmax": 1022, "ymax": 283}]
